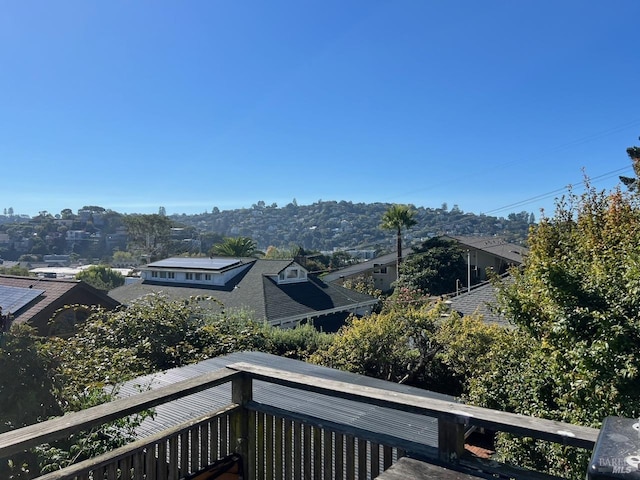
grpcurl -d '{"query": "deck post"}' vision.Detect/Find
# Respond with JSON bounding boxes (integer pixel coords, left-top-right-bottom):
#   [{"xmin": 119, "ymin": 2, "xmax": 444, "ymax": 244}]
[
  {"xmin": 231, "ymin": 372, "xmax": 253, "ymax": 478},
  {"xmin": 438, "ymin": 417, "xmax": 465, "ymax": 464},
  {"xmin": 587, "ymin": 416, "xmax": 640, "ymax": 480}
]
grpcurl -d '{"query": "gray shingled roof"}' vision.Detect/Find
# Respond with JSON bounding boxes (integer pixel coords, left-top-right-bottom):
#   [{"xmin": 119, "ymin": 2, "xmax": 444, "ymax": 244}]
[
  {"xmin": 445, "ymin": 236, "xmax": 527, "ymax": 265},
  {"xmin": 109, "ymin": 259, "xmax": 378, "ymax": 327},
  {"xmin": 116, "ymin": 351, "xmax": 458, "ymax": 452},
  {"xmin": 446, "ymin": 276, "xmax": 514, "ymax": 328}
]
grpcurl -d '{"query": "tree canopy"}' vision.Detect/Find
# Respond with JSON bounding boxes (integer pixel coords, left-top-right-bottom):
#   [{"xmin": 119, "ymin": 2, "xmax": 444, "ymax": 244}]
[
  {"xmin": 123, "ymin": 214, "xmax": 173, "ymax": 261},
  {"xmin": 75, "ymin": 265, "xmax": 125, "ymax": 291},
  {"xmin": 209, "ymin": 236, "xmax": 263, "ymax": 257},
  {"xmin": 397, "ymin": 237, "xmax": 467, "ymax": 295},
  {"xmin": 466, "ymin": 150, "xmax": 640, "ymax": 478}
]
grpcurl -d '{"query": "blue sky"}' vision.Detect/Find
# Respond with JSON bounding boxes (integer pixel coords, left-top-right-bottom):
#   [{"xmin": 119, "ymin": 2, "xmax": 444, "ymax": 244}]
[{"xmin": 1, "ymin": 1, "xmax": 639, "ymax": 218}]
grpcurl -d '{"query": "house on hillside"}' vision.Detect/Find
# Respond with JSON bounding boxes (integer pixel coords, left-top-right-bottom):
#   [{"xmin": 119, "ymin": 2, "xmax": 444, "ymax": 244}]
[
  {"xmin": 0, "ymin": 275, "xmax": 121, "ymax": 336},
  {"xmin": 109, "ymin": 257, "xmax": 379, "ymax": 331}
]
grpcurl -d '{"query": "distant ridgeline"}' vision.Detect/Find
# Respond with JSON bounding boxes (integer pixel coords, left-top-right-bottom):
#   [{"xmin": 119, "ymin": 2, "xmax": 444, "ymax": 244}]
[
  {"xmin": 170, "ymin": 201, "xmax": 533, "ymax": 251},
  {"xmin": 0, "ymin": 202, "xmax": 533, "ymax": 262}
]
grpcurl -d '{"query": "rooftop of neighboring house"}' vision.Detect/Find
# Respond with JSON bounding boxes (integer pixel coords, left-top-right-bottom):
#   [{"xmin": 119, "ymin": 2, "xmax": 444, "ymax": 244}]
[
  {"xmin": 323, "ymin": 236, "xmax": 527, "ymax": 286},
  {"xmin": 109, "ymin": 257, "xmax": 379, "ymax": 330},
  {"xmin": 29, "ymin": 265, "xmax": 135, "ymax": 280},
  {"xmin": 445, "ymin": 275, "xmax": 514, "ymax": 328},
  {"xmin": 443, "ymin": 235, "xmax": 527, "ymax": 265},
  {"xmin": 0, "ymin": 274, "xmax": 120, "ymax": 334},
  {"xmin": 322, "ymin": 248, "xmax": 413, "ymax": 283}
]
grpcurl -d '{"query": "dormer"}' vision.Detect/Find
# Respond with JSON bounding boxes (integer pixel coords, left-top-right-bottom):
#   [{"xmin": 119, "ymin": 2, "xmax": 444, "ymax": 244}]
[{"xmin": 276, "ymin": 263, "xmax": 308, "ymax": 284}]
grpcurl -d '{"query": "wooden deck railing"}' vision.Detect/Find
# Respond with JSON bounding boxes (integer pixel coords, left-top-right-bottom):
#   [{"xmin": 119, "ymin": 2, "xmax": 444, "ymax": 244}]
[{"xmin": 0, "ymin": 360, "xmax": 601, "ymax": 480}]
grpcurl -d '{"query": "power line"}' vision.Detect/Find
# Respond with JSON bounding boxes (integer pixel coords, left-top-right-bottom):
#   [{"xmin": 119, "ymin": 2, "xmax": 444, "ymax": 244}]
[
  {"xmin": 482, "ymin": 166, "xmax": 633, "ymax": 216},
  {"xmin": 388, "ymin": 120, "xmax": 640, "ymax": 216}
]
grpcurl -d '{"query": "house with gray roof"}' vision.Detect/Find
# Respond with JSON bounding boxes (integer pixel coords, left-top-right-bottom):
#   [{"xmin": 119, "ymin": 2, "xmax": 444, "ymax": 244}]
[
  {"xmin": 322, "ymin": 248, "xmax": 413, "ymax": 293},
  {"xmin": 444, "ymin": 235, "xmax": 526, "ymax": 283},
  {"xmin": 109, "ymin": 257, "xmax": 379, "ymax": 331},
  {"xmin": 323, "ymin": 236, "xmax": 527, "ymax": 294}
]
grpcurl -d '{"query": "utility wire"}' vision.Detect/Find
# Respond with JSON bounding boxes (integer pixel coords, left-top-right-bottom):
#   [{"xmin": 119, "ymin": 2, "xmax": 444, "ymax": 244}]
[
  {"xmin": 482, "ymin": 166, "xmax": 633, "ymax": 216},
  {"xmin": 389, "ymin": 120, "xmax": 640, "ymax": 216}
]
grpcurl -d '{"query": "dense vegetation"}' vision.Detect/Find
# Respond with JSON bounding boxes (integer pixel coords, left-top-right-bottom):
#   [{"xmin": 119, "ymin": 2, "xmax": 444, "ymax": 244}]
[
  {"xmin": 466, "ymin": 178, "xmax": 640, "ymax": 477},
  {"xmin": 75, "ymin": 265, "xmax": 125, "ymax": 291},
  {"xmin": 396, "ymin": 237, "xmax": 468, "ymax": 295}
]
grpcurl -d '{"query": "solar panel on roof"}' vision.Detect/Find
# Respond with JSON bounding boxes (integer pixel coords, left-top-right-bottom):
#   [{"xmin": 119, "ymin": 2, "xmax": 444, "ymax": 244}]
[
  {"xmin": 0, "ymin": 285, "xmax": 45, "ymax": 314},
  {"xmin": 147, "ymin": 258, "xmax": 241, "ymax": 270}
]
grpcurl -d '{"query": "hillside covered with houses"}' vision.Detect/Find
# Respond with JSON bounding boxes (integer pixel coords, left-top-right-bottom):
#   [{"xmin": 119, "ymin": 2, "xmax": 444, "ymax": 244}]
[{"xmin": 0, "ymin": 201, "xmax": 533, "ymax": 265}]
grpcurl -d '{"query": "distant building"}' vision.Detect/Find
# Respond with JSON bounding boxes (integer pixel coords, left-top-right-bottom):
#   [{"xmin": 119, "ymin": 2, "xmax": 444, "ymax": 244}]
[
  {"xmin": 443, "ymin": 235, "xmax": 526, "ymax": 283},
  {"xmin": 43, "ymin": 254, "xmax": 71, "ymax": 266},
  {"xmin": 344, "ymin": 249, "xmax": 377, "ymax": 261},
  {"xmin": 110, "ymin": 257, "xmax": 379, "ymax": 331}
]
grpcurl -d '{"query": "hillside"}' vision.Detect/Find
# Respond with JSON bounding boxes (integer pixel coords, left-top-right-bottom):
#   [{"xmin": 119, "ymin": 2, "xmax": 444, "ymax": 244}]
[
  {"xmin": 170, "ymin": 201, "xmax": 533, "ymax": 252},
  {"xmin": 0, "ymin": 201, "xmax": 533, "ymax": 262}
]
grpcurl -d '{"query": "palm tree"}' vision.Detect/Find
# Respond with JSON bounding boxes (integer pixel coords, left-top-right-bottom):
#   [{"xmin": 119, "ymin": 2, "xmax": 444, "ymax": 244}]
[
  {"xmin": 380, "ymin": 204, "xmax": 418, "ymax": 276},
  {"xmin": 209, "ymin": 236, "xmax": 264, "ymax": 257}
]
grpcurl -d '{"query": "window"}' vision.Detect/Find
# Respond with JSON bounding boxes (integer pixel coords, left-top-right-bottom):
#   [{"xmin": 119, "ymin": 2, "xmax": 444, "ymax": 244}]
[
  {"xmin": 151, "ymin": 271, "xmax": 158, "ymax": 278},
  {"xmin": 373, "ymin": 264, "xmax": 388, "ymax": 274},
  {"xmin": 205, "ymin": 274, "xmax": 212, "ymax": 281},
  {"xmin": 168, "ymin": 272, "xmax": 175, "ymax": 279},
  {"xmin": 195, "ymin": 273, "xmax": 202, "ymax": 280},
  {"xmin": 286, "ymin": 268, "xmax": 298, "ymax": 279},
  {"xmin": 159, "ymin": 271, "xmax": 167, "ymax": 279},
  {"xmin": 186, "ymin": 272, "xmax": 194, "ymax": 280}
]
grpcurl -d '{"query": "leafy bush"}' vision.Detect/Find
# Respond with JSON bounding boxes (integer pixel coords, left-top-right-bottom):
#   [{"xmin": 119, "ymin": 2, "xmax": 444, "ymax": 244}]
[
  {"xmin": 75, "ymin": 265, "xmax": 125, "ymax": 291},
  {"xmin": 263, "ymin": 322, "xmax": 334, "ymax": 360}
]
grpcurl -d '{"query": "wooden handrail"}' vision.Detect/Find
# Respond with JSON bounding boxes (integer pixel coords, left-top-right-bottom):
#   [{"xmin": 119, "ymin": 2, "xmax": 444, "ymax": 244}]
[
  {"xmin": 0, "ymin": 367, "xmax": 240, "ymax": 458},
  {"xmin": 0, "ymin": 360, "xmax": 603, "ymax": 480},
  {"xmin": 34, "ymin": 404, "xmax": 240, "ymax": 480},
  {"xmin": 227, "ymin": 362, "xmax": 599, "ymax": 450}
]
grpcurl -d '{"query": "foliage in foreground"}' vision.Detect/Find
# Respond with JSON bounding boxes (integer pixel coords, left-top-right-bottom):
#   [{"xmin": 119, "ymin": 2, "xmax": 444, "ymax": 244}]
[
  {"xmin": 0, "ymin": 324, "xmax": 62, "ymax": 435},
  {"xmin": 310, "ymin": 290, "xmax": 505, "ymax": 396},
  {"xmin": 467, "ymin": 173, "xmax": 640, "ymax": 478},
  {"xmin": 0, "ymin": 294, "xmax": 339, "ymax": 478}
]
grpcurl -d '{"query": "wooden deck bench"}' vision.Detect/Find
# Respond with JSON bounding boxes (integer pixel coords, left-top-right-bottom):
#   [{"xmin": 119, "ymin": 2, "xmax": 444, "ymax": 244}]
[{"xmin": 375, "ymin": 457, "xmax": 483, "ymax": 480}]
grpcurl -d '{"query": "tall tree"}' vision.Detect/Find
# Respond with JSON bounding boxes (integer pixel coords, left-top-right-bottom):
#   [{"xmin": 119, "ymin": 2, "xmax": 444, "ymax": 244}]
[
  {"xmin": 123, "ymin": 214, "xmax": 173, "ymax": 261},
  {"xmin": 76, "ymin": 265, "xmax": 125, "ymax": 291},
  {"xmin": 380, "ymin": 204, "xmax": 417, "ymax": 276}
]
